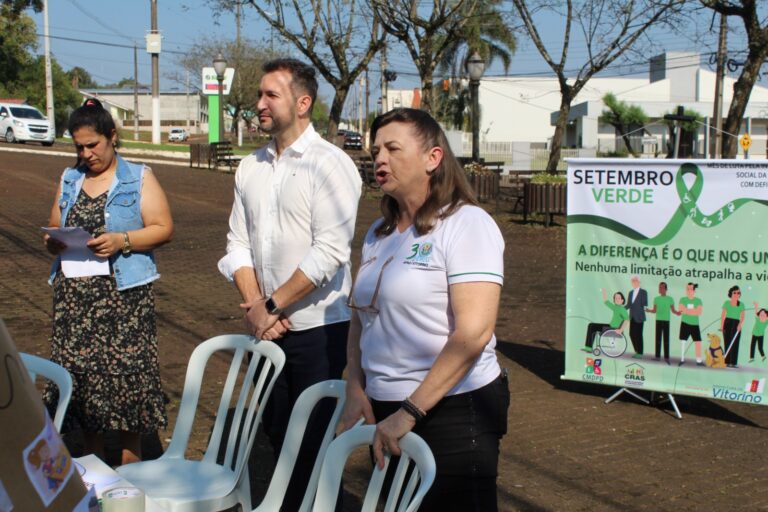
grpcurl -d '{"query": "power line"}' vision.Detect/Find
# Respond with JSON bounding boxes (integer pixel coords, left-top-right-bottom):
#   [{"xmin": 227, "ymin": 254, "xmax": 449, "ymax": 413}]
[{"xmin": 35, "ymin": 33, "xmax": 187, "ymax": 55}]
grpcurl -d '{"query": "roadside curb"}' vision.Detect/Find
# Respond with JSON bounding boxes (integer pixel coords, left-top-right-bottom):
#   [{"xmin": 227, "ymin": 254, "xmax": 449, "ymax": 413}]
[{"xmin": 0, "ymin": 145, "xmax": 191, "ymax": 168}]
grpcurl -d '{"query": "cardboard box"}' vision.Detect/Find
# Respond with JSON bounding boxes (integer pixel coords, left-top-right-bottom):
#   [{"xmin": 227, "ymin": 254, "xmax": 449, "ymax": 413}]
[{"xmin": 0, "ymin": 319, "xmax": 91, "ymax": 511}]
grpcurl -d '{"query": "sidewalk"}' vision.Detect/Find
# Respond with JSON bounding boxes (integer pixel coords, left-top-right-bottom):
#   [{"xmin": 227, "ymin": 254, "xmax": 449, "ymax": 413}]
[{"xmin": 1, "ymin": 147, "xmax": 767, "ymax": 511}]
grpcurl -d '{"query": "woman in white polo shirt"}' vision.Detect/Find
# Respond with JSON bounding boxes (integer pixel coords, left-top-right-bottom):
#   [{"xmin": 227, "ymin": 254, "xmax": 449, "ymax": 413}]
[{"xmin": 341, "ymin": 108, "xmax": 509, "ymax": 511}]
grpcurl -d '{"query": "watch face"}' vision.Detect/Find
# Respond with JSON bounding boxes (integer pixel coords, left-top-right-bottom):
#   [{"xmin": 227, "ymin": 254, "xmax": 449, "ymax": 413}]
[{"xmin": 266, "ymin": 297, "xmax": 279, "ymax": 314}]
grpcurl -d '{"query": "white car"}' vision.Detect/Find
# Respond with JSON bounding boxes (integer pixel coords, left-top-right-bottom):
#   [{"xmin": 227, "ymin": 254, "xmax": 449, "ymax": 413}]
[
  {"xmin": 168, "ymin": 128, "xmax": 189, "ymax": 142},
  {"xmin": 0, "ymin": 103, "xmax": 55, "ymax": 146}
]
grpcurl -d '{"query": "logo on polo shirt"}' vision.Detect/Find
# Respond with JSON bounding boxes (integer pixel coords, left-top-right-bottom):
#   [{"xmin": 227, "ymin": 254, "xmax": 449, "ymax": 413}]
[{"xmin": 405, "ymin": 241, "xmax": 435, "ymax": 266}]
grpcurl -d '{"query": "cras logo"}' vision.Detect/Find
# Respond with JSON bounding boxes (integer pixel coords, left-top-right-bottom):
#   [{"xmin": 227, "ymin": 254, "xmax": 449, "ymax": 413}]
[
  {"xmin": 712, "ymin": 379, "xmax": 764, "ymax": 404},
  {"xmin": 404, "ymin": 241, "xmax": 435, "ymax": 266},
  {"xmin": 624, "ymin": 363, "xmax": 645, "ymax": 387},
  {"xmin": 583, "ymin": 357, "xmax": 604, "ymax": 382}
]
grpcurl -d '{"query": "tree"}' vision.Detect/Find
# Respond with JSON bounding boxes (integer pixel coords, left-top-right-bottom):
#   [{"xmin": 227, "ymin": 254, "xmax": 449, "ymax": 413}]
[
  {"xmin": 66, "ymin": 66, "xmax": 98, "ymax": 89},
  {"xmin": 512, "ymin": 0, "xmax": 685, "ymax": 172},
  {"xmin": 437, "ymin": 0, "xmax": 516, "ymax": 80},
  {"xmin": 435, "ymin": 78, "xmax": 471, "ymax": 130},
  {"xmin": 701, "ymin": 0, "xmax": 768, "ymax": 158},
  {"xmin": 209, "ymin": 0, "xmax": 386, "ymax": 138},
  {"xmin": 1, "ymin": 0, "xmax": 41, "ymax": 13},
  {"xmin": 662, "ymin": 107, "xmax": 702, "ymax": 157},
  {"xmin": 17, "ymin": 56, "xmax": 81, "ymax": 134},
  {"xmin": 600, "ymin": 93, "xmax": 649, "ymax": 157},
  {"xmin": 434, "ymin": 0, "xmax": 515, "ymax": 129},
  {"xmin": 0, "ymin": 5, "xmax": 38, "ymax": 95},
  {"xmin": 373, "ymin": 0, "xmax": 481, "ymax": 114},
  {"xmin": 176, "ymin": 37, "xmax": 274, "ymax": 138}
]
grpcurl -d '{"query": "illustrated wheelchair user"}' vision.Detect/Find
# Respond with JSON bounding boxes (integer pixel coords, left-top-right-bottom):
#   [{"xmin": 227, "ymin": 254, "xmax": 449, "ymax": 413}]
[{"xmin": 582, "ymin": 288, "xmax": 630, "ymax": 357}]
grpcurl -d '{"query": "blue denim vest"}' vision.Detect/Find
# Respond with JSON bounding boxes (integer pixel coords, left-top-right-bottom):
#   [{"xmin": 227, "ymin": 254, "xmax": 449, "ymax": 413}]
[{"xmin": 48, "ymin": 154, "xmax": 160, "ymax": 291}]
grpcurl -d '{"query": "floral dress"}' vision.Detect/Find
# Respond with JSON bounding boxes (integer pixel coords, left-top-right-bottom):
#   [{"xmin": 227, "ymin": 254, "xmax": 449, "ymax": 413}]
[{"xmin": 44, "ymin": 189, "xmax": 167, "ymax": 434}]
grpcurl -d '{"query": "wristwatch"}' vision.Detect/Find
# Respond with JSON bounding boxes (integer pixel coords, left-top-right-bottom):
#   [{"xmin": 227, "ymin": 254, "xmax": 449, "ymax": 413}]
[
  {"xmin": 121, "ymin": 232, "xmax": 132, "ymax": 255},
  {"xmin": 265, "ymin": 296, "xmax": 282, "ymax": 315}
]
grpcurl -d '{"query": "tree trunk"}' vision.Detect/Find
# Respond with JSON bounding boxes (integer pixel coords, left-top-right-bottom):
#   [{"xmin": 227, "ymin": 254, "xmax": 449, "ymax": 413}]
[
  {"xmin": 421, "ymin": 73, "xmax": 434, "ymax": 114},
  {"xmin": 621, "ymin": 132, "xmax": 638, "ymax": 157},
  {"xmin": 326, "ymin": 86, "xmax": 349, "ymax": 140},
  {"xmin": 721, "ymin": 47, "xmax": 766, "ymax": 158},
  {"xmin": 547, "ymin": 95, "xmax": 572, "ymax": 173}
]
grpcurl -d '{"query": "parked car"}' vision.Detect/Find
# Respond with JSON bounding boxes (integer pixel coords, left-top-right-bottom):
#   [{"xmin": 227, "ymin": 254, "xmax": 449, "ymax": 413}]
[
  {"xmin": 0, "ymin": 103, "xmax": 55, "ymax": 146},
  {"xmin": 168, "ymin": 128, "xmax": 189, "ymax": 142},
  {"xmin": 338, "ymin": 130, "xmax": 363, "ymax": 150}
]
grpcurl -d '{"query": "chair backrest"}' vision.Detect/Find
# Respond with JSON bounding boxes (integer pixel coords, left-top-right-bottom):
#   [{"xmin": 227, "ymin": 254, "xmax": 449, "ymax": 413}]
[
  {"xmin": 254, "ymin": 379, "xmax": 347, "ymax": 512},
  {"xmin": 164, "ymin": 335, "xmax": 285, "ymax": 488},
  {"xmin": 20, "ymin": 353, "xmax": 73, "ymax": 432},
  {"xmin": 311, "ymin": 424, "xmax": 436, "ymax": 512}
]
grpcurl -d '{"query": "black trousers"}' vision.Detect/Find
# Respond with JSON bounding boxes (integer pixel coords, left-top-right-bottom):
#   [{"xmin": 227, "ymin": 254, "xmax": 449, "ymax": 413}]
[
  {"xmin": 370, "ymin": 372, "xmax": 510, "ymax": 512},
  {"xmin": 629, "ymin": 320, "xmax": 644, "ymax": 355},
  {"xmin": 585, "ymin": 323, "xmax": 610, "ymax": 348},
  {"xmin": 260, "ymin": 321, "xmax": 349, "ymax": 512},
  {"xmin": 750, "ymin": 335, "xmax": 765, "ymax": 359},
  {"xmin": 655, "ymin": 320, "xmax": 670, "ymax": 360},
  {"xmin": 723, "ymin": 317, "xmax": 741, "ymax": 366}
]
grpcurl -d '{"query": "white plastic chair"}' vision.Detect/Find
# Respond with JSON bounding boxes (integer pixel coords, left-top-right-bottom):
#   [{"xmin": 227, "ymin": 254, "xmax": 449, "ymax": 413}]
[
  {"xmin": 116, "ymin": 334, "xmax": 285, "ymax": 512},
  {"xmin": 20, "ymin": 353, "xmax": 73, "ymax": 432},
  {"xmin": 311, "ymin": 424, "xmax": 436, "ymax": 512},
  {"xmin": 254, "ymin": 379, "xmax": 347, "ymax": 512}
]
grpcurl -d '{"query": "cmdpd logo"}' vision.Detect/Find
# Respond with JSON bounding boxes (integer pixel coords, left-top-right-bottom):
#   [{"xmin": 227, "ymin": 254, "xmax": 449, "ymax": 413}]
[
  {"xmin": 583, "ymin": 358, "xmax": 604, "ymax": 382},
  {"xmin": 624, "ymin": 363, "xmax": 645, "ymax": 387}
]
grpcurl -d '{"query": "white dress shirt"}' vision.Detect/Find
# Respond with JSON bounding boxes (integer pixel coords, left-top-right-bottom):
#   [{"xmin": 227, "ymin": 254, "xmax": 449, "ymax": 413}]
[{"xmin": 218, "ymin": 124, "xmax": 362, "ymax": 331}]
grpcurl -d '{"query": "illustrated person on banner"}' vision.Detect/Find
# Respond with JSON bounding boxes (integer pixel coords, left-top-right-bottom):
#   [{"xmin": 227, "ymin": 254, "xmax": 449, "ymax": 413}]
[
  {"xmin": 645, "ymin": 281, "xmax": 679, "ymax": 364},
  {"xmin": 217, "ymin": 58, "xmax": 362, "ymax": 512},
  {"xmin": 583, "ymin": 289, "xmax": 629, "ymax": 352},
  {"xmin": 678, "ymin": 282, "xmax": 704, "ymax": 366},
  {"xmin": 43, "ymin": 98, "xmax": 173, "ymax": 464},
  {"xmin": 626, "ymin": 275, "xmax": 647, "ymax": 358},
  {"xmin": 750, "ymin": 302, "xmax": 767, "ymax": 363},
  {"xmin": 721, "ymin": 285, "xmax": 745, "ymax": 368}
]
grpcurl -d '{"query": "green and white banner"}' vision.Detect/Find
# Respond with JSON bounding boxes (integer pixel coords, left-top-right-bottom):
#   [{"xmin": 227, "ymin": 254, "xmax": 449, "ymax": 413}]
[{"xmin": 564, "ymin": 158, "xmax": 768, "ymax": 406}]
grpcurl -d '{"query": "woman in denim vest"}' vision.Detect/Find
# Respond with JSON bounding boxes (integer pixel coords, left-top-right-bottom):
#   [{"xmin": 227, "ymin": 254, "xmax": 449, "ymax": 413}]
[{"xmin": 43, "ymin": 98, "xmax": 173, "ymax": 465}]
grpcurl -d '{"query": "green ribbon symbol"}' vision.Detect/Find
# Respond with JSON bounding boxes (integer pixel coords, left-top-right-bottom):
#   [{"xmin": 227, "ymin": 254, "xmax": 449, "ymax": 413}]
[{"xmin": 569, "ymin": 163, "xmax": 766, "ymax": 245}]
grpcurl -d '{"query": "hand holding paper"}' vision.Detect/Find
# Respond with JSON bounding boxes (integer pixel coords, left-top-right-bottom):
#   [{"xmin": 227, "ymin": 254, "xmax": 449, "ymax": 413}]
[{"xmin": 41, "ymin": 227, "xmax": 110, "ymax": 278}]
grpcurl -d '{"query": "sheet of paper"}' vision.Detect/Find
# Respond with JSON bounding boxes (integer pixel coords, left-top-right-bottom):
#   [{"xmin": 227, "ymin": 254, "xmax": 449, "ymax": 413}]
[{"xmin": 41, "ymin": 227, "xmax": 110, "ymax": 278}]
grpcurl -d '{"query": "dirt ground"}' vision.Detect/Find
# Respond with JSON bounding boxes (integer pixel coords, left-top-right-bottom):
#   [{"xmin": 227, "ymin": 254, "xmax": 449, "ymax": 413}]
[{"xmin": 2, "ymin": 144, "xmax": 768, "ymax": 511}]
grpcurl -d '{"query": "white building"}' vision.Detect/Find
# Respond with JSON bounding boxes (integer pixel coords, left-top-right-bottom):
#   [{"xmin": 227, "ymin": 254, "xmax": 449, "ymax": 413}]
[
  {"xmin": 79, "ymin": 89, "xmax": 207, "ymax": 134},
  {"xmin": 391, "ymin": 52, "xmax": 768, "ymax": 168},
  {"xmin": 480, "ymin": 52, "xmax": 768, "ymax": 164}
]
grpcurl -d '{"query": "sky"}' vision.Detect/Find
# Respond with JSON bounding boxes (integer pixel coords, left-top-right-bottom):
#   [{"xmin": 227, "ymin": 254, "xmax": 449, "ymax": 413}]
[{"xmin": 30, "ymin": 1, "xmax": 756, "ymax": 117}]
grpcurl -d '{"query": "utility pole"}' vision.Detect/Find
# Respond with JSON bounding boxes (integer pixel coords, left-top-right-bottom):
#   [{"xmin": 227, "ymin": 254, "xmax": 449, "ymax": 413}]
[
  {"xmin": 358, "ymin": 74, "xmax": 365, "ymax": 135},
  {"xmin": 380, "ymin": 42, "xmax": 388, "ymax": 114},
  {"xmin": 364, "ymin": 69, "xmax": 370, "ymax": 148},
  {"xmin": 150, "ymin": 0, "xmax": 160, "ymax": 145},
  {"xmin": 133, "ymin": 44, "xmax": 140, "ymax": 141},
  {"xmin": 185, "ymin": 69, "xmax": 190, "ymax": 132},
  {"xmin": 43, "ymin": 0, "xmax": 55, "ymax": 133},
  {"xmin": 712, "ymin": 14, "xmax": 727, "ymax": 159}
]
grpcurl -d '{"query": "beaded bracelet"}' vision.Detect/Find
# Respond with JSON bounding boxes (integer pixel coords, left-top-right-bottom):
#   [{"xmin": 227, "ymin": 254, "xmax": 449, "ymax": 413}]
[{"xmin": 401, "ymin": 397, "xmax": 426, "ymax": 422}]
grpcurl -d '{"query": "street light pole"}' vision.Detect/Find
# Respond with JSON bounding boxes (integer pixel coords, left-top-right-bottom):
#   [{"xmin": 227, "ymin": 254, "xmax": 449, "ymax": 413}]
[
  {"xmin": 466, "ymin": 52, "xmax": 485, "ymax": 162},
  {"xmin": 213, "ymin": 53, "xmax": 227, "ymax": 143}
]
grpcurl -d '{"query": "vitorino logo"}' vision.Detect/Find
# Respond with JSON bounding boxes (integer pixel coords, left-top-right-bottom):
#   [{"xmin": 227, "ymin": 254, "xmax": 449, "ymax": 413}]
[
  {"xmin": 712, "ymin": 379, "xmax": 764, "ymax": 404},
  {"xmin": 583, "ymin": 358, "xmax": 604, "ymax": 382}
]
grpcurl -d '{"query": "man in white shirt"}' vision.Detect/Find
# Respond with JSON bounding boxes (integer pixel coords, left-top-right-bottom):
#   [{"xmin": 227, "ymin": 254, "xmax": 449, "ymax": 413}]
[{"xmin": 218, "ymin": 58, "xmax": 361, "ymax": 511}]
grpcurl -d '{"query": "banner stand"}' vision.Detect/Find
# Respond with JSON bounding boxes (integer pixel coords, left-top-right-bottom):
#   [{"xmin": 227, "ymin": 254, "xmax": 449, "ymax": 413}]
[{"xmin": 604, "ymin": 388, "xmax": 683, "ymax": 420}]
